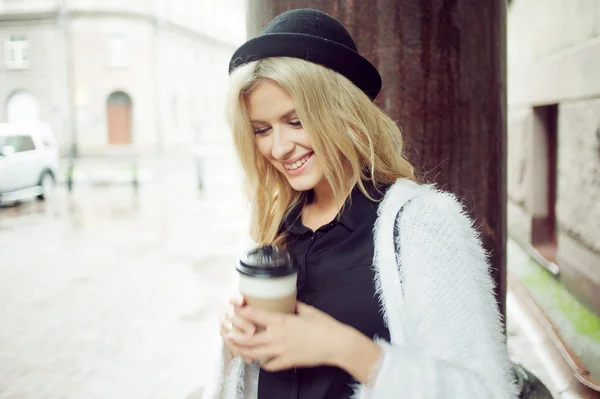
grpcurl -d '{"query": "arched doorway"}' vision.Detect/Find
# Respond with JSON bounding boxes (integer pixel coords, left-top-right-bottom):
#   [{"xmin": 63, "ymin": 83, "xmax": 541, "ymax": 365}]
[
  {"xmin": 106, "ymin": 91, "xmax": 132, "ymax": 145},
  {"xmin": 6, "ymin": 90, "xmax": 40, "ymax": 122}
]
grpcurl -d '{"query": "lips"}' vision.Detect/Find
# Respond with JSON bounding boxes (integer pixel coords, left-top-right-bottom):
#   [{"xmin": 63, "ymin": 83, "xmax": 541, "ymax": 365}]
[{"xmin": 283, "ymin": 153, "xmax": 313, "ymax": 170}]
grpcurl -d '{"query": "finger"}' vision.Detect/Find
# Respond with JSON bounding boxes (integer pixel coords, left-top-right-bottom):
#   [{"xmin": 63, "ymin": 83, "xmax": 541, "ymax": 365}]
[
  {"xmin": 228, "ymin": 330, "xmax": 272, "ymax": 347},
  {"xmin": 237, "ymin": 344, "xmax": 279, "ymax": 361},
  {"xmin": 219, "ymin": 313, "xmax": 231, "ymax": 337},
  {"xmin": 221, "ymin": 323, "xmax": 242, "ymax": 350},
  {"xmin": 221, "ymin": 327, "xmax": 239, "ymax": 356},
  {"xmin": 295, "ymin": 301, "xmax": 314, "ymax": 314},
  {"xmin": 223, "ymin": 333, "xmax": 241, "ymax": 357},
  {"xmin": 219, "ymin": 314, "xmax": 245, "ymax": 358},
  {"xmin": 229, "ymin": 294, "xmax": 245, "ymax": 308},
  {"xmin": 224, "ymin": 340, "xmax": 238, "ymax": 357},
  {"xmin": 233, "ymin": 306, "xmax": 254, "ymax": 320},
  {"xmin": 230, "ymin": 314, "xmax": 256, "ymax": 335},
  {"xmin": 260, "ymin": 357, "xmax": 291, "ymax": 372},
  {"xmin": 220, "ymin": 321, "xmax": 229, "ymax": 338},
  {"xmin": 233, "ymin": 308, "xmax": 258, "ymax": 331},
  {"xmin": 220, "ymin": 313, "xmax": 245, "ymax": 336},
  {"xmin": 239, "ymin": 306, "xmax": 282, "ymax": 327}
]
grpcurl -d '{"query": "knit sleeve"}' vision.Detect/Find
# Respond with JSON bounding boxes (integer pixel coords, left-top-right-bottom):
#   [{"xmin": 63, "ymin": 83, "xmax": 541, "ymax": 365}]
[
  {"xmin": 361, "ymin": 191, "xmax": 518, "ymax": 399},
  {"xmin": 201, "ymin": 275, "xmax": 237, "ymax": 399},
  {"xmin": 202, "ymin": 343, "xmax": 259, "ymax": 399},
  {"xmin": 202, "ymin": 341, "xmax": 235, "ymax": 399}
]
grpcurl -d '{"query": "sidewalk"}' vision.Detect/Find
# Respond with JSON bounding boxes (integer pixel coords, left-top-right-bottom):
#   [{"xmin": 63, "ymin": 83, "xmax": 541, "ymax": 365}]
[
  {"xmin": 0, "ymin": 153, "xmax": 243, "ymax": 399},
  {"xmin": 508, "ymin": 287, "xmax": 563, "ymax": 398}
]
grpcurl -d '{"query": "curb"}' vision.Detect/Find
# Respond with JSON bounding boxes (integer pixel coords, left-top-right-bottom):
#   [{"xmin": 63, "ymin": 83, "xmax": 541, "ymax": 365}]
[{"xmin": 509, "ymin": 275, "xmax": 600, "ymax": 398}]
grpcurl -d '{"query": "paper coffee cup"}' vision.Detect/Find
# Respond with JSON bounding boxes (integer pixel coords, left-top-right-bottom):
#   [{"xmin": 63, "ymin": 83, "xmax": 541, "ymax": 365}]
[{"xmin": 237, "ymin": 245, "xmax": 297, "ymax": 314}]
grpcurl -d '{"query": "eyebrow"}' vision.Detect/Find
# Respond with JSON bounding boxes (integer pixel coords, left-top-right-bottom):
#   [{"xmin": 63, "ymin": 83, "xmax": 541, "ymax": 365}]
[{"xmin": 250, "ymin": 109, "xmax": 297, "ymax": 124}]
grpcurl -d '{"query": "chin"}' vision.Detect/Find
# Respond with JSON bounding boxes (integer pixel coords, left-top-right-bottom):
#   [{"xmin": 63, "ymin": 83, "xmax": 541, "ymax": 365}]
[{"xmin": 285, "ymin": 174, "xmax": 322, "ymax": 192}]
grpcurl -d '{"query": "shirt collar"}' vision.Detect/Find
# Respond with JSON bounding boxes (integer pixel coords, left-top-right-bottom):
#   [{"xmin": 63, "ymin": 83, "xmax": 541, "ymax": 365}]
[
  {"xmin": 337, "ymin": 181, "xmax": 386, "ymax": 231},
  {"xmin": 280, "ymin": 181, "xmax": 388, "ymax": 235},
  {"xmin": 280, "ymin": 202, "xmax": 308, "ymax": 235}
]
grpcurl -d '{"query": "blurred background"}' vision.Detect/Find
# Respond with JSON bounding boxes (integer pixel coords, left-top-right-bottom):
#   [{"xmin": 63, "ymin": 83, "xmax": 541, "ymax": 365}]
[{"xmin": 0, "ymin": 0, "xmax": 599, "ymax": 398}]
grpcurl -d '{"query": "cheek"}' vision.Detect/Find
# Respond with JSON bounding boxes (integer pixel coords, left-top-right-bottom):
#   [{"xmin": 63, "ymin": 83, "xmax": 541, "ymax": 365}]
[
  {"xmin": 311, "ymin": 156, "xmax": 325, "ymax": 176},
  {"xmin": 296, "ymin": 129, "xmax": 313, "ymax": 149},
  {"xmin": 255, "ymin": 137, "xmax": 272, "ymax": 159}
]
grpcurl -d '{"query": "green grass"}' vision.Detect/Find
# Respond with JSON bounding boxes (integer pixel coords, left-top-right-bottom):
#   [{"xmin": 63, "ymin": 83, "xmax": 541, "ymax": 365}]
[
  {"xmin": 508, "ymin": 238, "xmax": 600, "ymax": 340},
  {"xmin": 520, "ymin": 262, "xmax": 600, "ymax": 339}
]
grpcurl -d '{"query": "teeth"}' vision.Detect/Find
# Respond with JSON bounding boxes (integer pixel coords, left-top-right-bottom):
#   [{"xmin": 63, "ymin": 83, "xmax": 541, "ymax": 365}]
[{"xmin": 284, "ymin": 155, "xmax": 310, "ymax": 170}]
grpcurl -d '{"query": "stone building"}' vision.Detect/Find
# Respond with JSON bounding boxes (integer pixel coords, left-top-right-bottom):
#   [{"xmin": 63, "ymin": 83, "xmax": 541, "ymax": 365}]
[
  {"xmin": 0, "ymin": 0, "xmax": 245, "ymax": 155},
  {"xmin": 507, "ymin": 0, "xmax": 600, "ymax": 316}
]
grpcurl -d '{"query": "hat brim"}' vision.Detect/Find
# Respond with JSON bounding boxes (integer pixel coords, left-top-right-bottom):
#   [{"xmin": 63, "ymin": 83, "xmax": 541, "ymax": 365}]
[{"xmin": 229, "ymin": 32, "xmax": 382, "ymax": 100}]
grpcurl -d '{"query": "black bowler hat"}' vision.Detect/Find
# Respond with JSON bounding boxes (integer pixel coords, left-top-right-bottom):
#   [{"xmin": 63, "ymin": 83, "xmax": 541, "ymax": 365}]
[{"xmin": 228, "ymin": 8, "xmax": 382, "ymax": 100}]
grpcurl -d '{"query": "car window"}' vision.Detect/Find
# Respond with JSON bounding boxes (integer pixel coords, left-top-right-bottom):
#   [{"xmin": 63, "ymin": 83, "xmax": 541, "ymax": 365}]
[
  {"xmin": 3, "ymin": 136, "xmax": 19, "ymax": 151},
  {"xmin": 5, "ymin": 135, "xmax": 36, "ymax": 152},
  {"xmin": 19, "ymin": 136, "xmax": 36, "ymax": 152}
]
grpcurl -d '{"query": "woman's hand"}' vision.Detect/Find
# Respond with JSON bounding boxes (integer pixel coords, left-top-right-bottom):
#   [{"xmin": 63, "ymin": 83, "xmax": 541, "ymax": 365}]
[
  {"xmin": 219, "ymin": 295, "xmax": 257, "ymax": 364},
  {"xmin": 227, "ymin": 302, "xmax": 353, "ymax": 372}
]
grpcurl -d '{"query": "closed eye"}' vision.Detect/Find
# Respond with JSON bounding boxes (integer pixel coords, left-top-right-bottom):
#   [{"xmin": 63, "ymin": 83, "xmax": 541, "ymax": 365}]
[
  {"xmin": 253, "ymin": 127, "xmax": 271, "ymax": 135},
  {"xmin": 289, "ymin": 120, "xmax": 302, "ymax": 128}
]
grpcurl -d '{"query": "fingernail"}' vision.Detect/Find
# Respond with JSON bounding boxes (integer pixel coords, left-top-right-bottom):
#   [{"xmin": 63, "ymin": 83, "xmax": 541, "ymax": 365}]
[{"xmin": 228, "ymin": 332, "xmax": 239, "ymax": 341}]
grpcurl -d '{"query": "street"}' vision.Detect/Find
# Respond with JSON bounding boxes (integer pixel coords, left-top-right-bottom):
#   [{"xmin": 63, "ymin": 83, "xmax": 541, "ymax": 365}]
[{"xmin": 0, "ymin": 154, "xmax": 243, "ymax": 399}]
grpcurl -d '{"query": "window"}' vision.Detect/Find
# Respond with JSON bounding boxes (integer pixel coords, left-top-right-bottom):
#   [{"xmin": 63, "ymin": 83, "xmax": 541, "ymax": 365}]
[
  {"xmin": 6, "ymin": 90, "xmax": 40, "ymax": 122},
  {"xmin": 4, "ymin": 135, "xmax": 36, "ymax": 152},
  {"xmin": 18, "ymin": 135, "xmax": 35, "ymax": 152},
  {"xmin": 4, "ymin": 34, "xmax": 30, "ymax": 69},
  {"xmin": 530, "ymin": 104, "xmax": 558, "ymax": 264},
  {"xmin": 106, "ymin": 36, "xmax": 130, "ymax": 68}
]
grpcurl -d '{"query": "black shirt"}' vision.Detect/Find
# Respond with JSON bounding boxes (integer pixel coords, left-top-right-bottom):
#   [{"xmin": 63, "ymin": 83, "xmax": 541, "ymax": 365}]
[{"xmin": 257, "ymin": 183, "xmax": 391, "ymax": 399}]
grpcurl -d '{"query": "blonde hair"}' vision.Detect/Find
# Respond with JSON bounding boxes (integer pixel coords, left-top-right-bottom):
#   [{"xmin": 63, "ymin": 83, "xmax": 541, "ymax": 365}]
[{"xmin": 226, "ymin": 57, "xmax": 415, "ymax": 246}]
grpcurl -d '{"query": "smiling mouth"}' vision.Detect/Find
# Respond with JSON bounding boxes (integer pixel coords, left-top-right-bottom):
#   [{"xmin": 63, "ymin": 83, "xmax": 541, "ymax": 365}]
[{"xmin": 283, "ymin": 153, "xmax": 313, "ymax": 170}]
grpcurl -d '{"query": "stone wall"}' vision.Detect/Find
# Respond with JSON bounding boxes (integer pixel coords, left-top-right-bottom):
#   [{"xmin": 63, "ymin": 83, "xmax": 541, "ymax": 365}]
[{"xmin": 507, "ymin": 0, "xmax": 600, "ymax": 314}]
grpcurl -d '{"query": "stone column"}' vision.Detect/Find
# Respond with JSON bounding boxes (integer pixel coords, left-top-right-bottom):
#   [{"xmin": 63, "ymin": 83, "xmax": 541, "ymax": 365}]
[{"xmin": 247, "ymin": 0, "xmax": 507, "ymax": 321}]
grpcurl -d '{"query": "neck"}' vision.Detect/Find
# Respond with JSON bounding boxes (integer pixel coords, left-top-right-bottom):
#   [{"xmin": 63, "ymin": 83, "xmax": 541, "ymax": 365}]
[
  {"xmin": 301, "ymin": 174, "xmax": 354, "ymax": 231},
  {"xmin": 311, "ymin": 176, "xmax": 353, "ymax": 212}
]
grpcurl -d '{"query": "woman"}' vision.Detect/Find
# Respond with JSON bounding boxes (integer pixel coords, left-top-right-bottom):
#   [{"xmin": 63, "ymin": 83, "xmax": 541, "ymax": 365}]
[{"xmin": 204, "ymin": 8, "xmax": 518, "ymax": 399}]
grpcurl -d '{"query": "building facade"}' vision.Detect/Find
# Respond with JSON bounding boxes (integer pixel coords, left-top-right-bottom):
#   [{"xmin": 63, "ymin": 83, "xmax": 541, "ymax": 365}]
[
  {"xmin": 0, "ymin": 0, "xmax": 245, "ymax": 155},
  {"xmin": 507, "ymin": 0, "xmax": 600, "ymax": 315}
]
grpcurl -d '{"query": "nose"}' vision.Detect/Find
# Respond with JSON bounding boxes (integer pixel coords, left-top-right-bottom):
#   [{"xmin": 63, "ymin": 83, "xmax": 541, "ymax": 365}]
[{"xmin": 271, "ymin": 126, "xmax": 294, "ymax": 161}]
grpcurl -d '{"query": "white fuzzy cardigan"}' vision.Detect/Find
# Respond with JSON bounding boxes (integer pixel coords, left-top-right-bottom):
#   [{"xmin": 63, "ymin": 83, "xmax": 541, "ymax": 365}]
[{"xmin": 203, "ymin": 178, "xmax": 519, "ymax": 399}]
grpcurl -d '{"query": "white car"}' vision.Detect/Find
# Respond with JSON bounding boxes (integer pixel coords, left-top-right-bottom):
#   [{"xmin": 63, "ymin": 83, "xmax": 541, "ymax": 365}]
[{"xmin": 0, "ymin": 122, "xmax": 59, "ymax": 204}]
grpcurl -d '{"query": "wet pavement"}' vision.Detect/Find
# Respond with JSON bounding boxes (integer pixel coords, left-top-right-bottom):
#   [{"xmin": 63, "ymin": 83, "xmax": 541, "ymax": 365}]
[
  {"xmin": 508, "ymin": 291, "xmax": 560, "ymax": 398},
  {"xmin": 0, "ymin": 153, "xmax": 565, "ymax": 398},
  {"xmin": 0, "ymin": 154, "xmax": 244, "ymax": 399}
]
